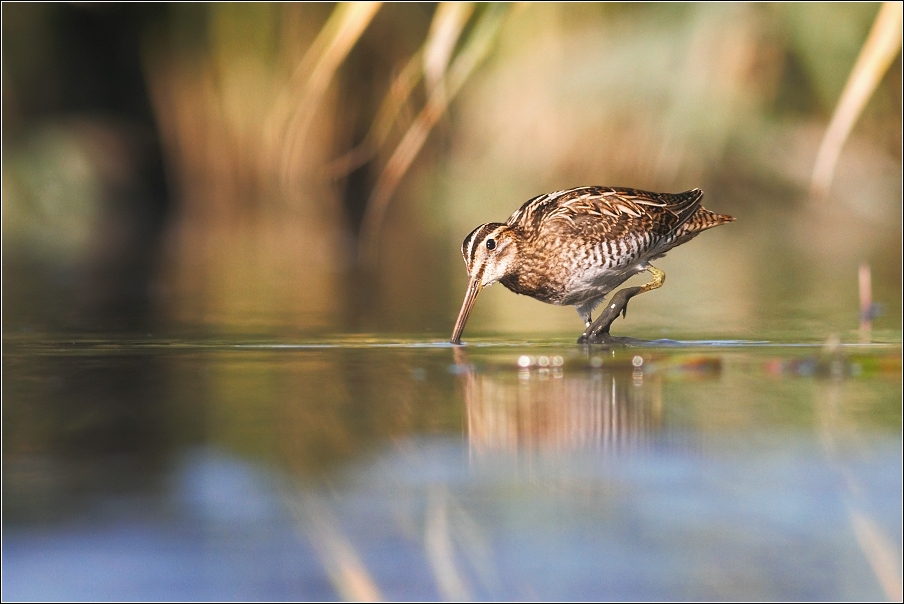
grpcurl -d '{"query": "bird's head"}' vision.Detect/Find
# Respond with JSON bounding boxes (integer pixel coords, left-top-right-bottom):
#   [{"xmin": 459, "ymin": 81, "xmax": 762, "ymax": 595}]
[{"xmin": 451, "ymin": 223, "xmax": 518, "ymax": 344}]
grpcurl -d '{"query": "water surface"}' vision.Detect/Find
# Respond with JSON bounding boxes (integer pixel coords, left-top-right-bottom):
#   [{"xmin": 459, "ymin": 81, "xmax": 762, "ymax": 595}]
[{"xmin": 3, "ymin": 334, "xmax": 901, "ymax": 601}]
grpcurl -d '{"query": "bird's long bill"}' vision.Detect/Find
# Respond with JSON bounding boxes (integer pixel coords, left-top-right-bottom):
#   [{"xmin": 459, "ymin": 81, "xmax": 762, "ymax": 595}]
[{"xmin": 451, "ymin": 277, "xmax": 482, "ymax": 345}]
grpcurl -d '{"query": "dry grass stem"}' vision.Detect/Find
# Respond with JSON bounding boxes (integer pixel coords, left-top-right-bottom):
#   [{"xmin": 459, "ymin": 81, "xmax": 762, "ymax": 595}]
[
  {"xmin": 424, "ymin": 3, "xmax": 477, "ymax": 94},
  {"xmin": 859, "ymin": 262, "xmax": 873, "ymax": 341},
  {"xmin": 849, "ymin": 508, "xmax": 903, "ymax": 602},
  {"xmin": 269, "ymin": 2, "xmax": 382, "ymax": 185},
  {"xmin": 810, "ymin": 2, "xmax": 902, "ymax": 198},
  {"xmin": 358, "ymin": 4, "xmax": 508, "ymax": 264},
  {"xmin": 329, "ymin": 2, "xmax": 477, "ymax": 178},
  {"xmin": 425, "ymin": 487, "xmax": 472, "ymax": 601},
  {"xmin": 328, "ymin": 49, "xmax": 425, "ymax": 177},
  {"xmin": 292, "ymin": 493, "xmax": 384, "ymax": 601}
]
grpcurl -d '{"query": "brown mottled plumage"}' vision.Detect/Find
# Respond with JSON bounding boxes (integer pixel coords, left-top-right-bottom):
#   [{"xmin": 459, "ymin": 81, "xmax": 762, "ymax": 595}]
[{"xmin": 451, "ymin": 186, "xmax": 734, "ymax": 344}]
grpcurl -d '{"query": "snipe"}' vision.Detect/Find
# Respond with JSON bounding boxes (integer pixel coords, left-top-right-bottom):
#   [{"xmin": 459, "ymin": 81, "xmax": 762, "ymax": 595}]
[{"xmin": 450, "ymin": 186, "xmax": 734, "ymax": 345}]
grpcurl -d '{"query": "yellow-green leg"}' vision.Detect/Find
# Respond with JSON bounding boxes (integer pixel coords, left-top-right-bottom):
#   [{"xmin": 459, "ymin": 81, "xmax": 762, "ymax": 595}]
[{"xmin": 638, "ymin": 264, "xmax": 665, "ymax": 293}]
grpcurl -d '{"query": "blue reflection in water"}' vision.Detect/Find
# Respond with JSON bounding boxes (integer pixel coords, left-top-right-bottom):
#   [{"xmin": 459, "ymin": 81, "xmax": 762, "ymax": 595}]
[
  {"xmin": 172, "ymin": 448, "xmax": 284, "ymax": 524},
  {"xmin": 3, "ymin": 448, "xmax": 332, "ymax": 601},
  {"xmin": 4, "ymin": 437, "xmax": 900, "ymax": 601},
  {"xmin": 3, "ymin": 342, "xmax": 901, "ymax": 601}
]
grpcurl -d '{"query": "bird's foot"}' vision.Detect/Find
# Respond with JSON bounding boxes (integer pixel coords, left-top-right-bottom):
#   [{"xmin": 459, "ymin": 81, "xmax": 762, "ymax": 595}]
[
  {"xmin": 577, "ymin": 332, "xmax": 641, "ymax": 347},
  {"xmin": 577, "ymin": 286, "xmax": 644, "ymax": 345}
]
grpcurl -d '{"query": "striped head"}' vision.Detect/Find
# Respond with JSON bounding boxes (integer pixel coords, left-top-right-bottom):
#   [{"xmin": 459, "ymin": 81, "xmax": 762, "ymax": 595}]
[{"xmin": 451, "ymin": 223, "xmax": 519, "ymax": 344}]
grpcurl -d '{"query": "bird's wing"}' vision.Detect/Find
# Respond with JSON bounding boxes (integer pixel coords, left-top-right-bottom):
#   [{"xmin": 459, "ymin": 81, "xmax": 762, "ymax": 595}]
[{"xmin": 508, "ymin": 187, "xmax": 704, "ymax": 236}]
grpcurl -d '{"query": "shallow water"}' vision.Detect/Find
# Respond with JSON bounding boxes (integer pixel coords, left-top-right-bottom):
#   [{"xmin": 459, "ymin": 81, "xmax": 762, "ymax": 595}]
[{"xmin": 3, "ymin": 334, "xmax": 902, "ymax": 601}]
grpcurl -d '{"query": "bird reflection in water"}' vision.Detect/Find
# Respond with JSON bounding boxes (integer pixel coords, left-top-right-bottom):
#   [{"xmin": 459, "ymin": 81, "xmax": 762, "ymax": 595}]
[{"xmin": 452, "ymin": 348, "xmax": 665, "ymax": 461}]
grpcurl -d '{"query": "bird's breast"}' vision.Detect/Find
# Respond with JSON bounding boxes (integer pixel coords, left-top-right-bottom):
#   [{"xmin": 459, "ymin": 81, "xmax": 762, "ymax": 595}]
[{"xmin": 499, "ymin": 272, "xmax": 562, "ymax": 304}]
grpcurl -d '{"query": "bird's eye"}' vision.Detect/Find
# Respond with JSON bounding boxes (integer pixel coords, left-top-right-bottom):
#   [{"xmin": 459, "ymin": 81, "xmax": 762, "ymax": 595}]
[{"xmin": 486, "ymin": 238, "xmax": 496, "ymax": 251}]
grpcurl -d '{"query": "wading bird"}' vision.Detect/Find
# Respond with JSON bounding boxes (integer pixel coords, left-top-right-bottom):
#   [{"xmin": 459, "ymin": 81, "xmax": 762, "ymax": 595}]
[{"xmin": 450, "ymin": 186, "xmax": 734, "ymax": 344}]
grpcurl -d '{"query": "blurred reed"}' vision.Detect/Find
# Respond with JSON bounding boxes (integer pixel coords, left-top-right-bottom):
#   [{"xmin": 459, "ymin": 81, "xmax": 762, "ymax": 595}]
[
  {"xmin": 270, "ymin": 2, "xmax": 382, "ymax": 188},
  {"xmin": 859, "ymin": 262, "xmax": 873, "ymax": 341},
  {"xmin": 3, "ymin": 3, "xmax": 900, "ymax": 335},
  {"xmin": 146, "ymin": 3, "xmax": 374, "ymax": 329},
  {"xmin": 358, "ymin": 3, "xmax": 509, "ymax": 263},
  {"xmin": 292, "ymin": 493, "xmax": 383, "ymax": 601},
  {"xmin": 141, "ymin": 2, "xmax": 512, "ymax": 328},
  {"xmin": 811, "ymin": 2, "xmax": 903, "ymax": 198}
]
